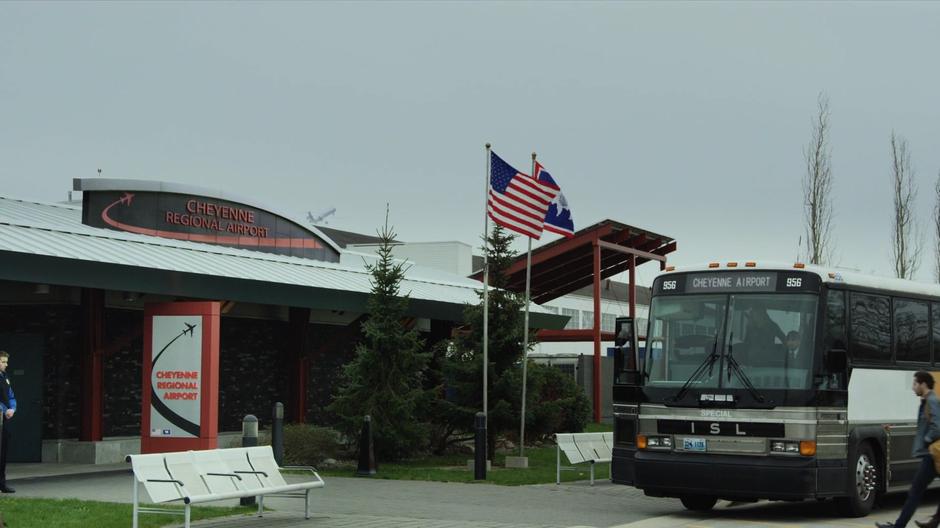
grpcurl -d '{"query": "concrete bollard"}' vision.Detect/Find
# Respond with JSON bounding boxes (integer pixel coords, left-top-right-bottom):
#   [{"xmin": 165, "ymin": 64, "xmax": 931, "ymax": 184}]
[
  {"xmin": 240, "ymin": 414, "xmax": 259, "ymax": 506},
  {"xmin": 272, "ymin": 402, "xmax": 284, "ymax": 466},
  {"xmin": 474, "ymin": 412, "xmax": 487, "ymax": 480},
  {"xmin": 356, "ymin": 415, "xmax": 376, "ymax": 476}
]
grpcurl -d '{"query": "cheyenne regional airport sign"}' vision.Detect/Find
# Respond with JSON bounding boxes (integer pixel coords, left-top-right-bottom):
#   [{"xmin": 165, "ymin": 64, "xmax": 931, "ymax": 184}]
[
  {"xmin": 149, "ymin": 315, "xmax": 203, "ymax": 438},
  {"xmin": 82, "ymin": 188, "xmax": 339, "ymax": 261},
  {"xmin": 142, "ymin": 302, "xmax": 220, "ymax": 453}
]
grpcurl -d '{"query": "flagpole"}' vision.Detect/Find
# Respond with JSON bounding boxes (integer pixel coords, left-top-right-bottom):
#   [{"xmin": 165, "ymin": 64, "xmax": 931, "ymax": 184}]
[
  {"xmin": 519, "ymin": 151, "xmax": 536, "ymax": 458},
  {"xmin": 483, "ymin": 143, "xmax": 491, "ymax": 422}
]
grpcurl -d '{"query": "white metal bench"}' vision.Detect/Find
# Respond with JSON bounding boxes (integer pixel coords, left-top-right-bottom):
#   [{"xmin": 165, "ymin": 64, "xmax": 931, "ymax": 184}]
[
  {"xmin": 555, "ymin": 432, "xmax": 613, "ymax": 485},
  {"xmin": 127, "ymin": 445, "xmax": 325, "ymax": 528}
]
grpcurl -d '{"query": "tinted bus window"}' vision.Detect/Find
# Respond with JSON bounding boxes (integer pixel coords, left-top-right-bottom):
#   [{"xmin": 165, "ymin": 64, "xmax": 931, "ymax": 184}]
[
  {"xmin": 826, "ymin": 290, "xmax": 846, "ymax": 349},
  {"xmin": 895, "ymin": 299, "xmax": 929, "ymax": 363},
  {"xmin": 850, "ymin": 293, "xmax": 891, "ymax": 362},
  {"xmin": 933, "ymin": 303, "xmax": 940, "ymax": 365}
]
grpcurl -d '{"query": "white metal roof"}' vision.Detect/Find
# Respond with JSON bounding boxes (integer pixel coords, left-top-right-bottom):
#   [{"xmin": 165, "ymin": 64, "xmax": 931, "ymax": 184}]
[
  {"xmin": 0, "ymin": 195, "xmax": 558, "ymax": 323},
  {"xmin": 660, "ymin": 260, "xmax": 940, "ymax": 298}
]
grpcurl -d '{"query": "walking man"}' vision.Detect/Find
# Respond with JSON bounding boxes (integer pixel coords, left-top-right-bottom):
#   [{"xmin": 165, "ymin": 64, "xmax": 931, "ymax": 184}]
[
  {"xmin": 0, "ymin": 350, "xmax": 16, "ymax": 493},
  {"xmin": 876, "ymin": 371, "xmax": 940, "ymax": 527}
]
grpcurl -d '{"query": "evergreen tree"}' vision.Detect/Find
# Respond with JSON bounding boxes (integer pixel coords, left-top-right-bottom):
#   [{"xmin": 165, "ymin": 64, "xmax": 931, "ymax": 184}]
[
  {"xmin": 433, "ymin": 225, "xmax": 533, "ymax": 458},
  {"xmin": 328, "ymin": 215, "xmax": 431, "ymax": 462}
]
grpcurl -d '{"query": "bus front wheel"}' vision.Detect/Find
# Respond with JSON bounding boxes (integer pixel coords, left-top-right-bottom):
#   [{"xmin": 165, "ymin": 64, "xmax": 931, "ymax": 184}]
[
  {"xmin": 680, "ymin": 495, "xmax": 718, "ymax": 511},
  {"xmin": 837, "ymin": 442, "xmax": 878, "ymax": 517}
]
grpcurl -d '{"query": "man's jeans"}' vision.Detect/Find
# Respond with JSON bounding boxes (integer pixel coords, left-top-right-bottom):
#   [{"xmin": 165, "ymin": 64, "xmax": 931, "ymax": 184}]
[{"xmin": 895, "ymin": 455, "xmax": 938, "ymax": 527}]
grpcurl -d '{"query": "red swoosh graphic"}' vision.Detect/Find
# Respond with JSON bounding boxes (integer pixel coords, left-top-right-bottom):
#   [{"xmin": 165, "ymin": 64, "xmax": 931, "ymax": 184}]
[{"xmin": 101, "ymin": 194, "xmax": 323, "ymax": 249}]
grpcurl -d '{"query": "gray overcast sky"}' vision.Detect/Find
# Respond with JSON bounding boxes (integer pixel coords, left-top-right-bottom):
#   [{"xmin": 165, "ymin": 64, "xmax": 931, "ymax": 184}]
[{"xmin": 3, "ymin": 1, "xmax": 940, "ymax": 286}]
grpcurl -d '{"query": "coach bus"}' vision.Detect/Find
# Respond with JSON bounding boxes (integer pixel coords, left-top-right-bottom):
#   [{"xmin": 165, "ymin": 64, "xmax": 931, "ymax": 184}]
[{"xmin": 611, "ymin": 261, "xmax": 940, "ymax": 517}]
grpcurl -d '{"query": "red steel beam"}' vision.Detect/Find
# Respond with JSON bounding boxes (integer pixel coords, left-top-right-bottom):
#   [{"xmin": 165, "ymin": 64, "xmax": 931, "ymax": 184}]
[
  {"xmin": 629, "ymin": 254, "xmax": 637, "ymax": 319},
  {"xmin": 504, "ymin": 230, "xmax": 655, "ymax": 295},
  {"xmin": 530, "ymin": 239, "xmax": 670, "ymax": 303},
  {"xmin": 593, "ymin": 239, "xmax": 602, "ymax": 424},
  {"xmin": 288, "ymin": 307, "xmax": 311, "ymax": 423},
  {"xmin": 536, "ymin": 329, "xmax": 646, "ymax": 342},
  {"xmin": 536, "ymin": 329, "xmax": 616, "ymax": 342},
  {"xmin": 80, "ymin": 288, "xmax": 104, "ymax": 442},
  {"xmin": 522, "ymin": 233, "xmax": 648, "ymax": 290},
  {"xmin": 496, "ymin": 224, "xmax": 615, "ymax": 279},
  {"xmin": 597, "ymin": 241, "xmax": 677, "ymax": 280}
]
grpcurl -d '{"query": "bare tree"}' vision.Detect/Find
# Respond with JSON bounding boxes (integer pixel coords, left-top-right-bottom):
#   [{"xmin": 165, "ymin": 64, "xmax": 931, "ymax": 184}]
[
  {"xmin": 802, "ymin": 93, "xmax": 835, "ymax": 264},
  {"xmin": 890, "ymin": 131, "xmax": 921, "ymax": 279},
  {"xmin": 934, "ymin": 171, "xmax": 940, "ymax": 281}
]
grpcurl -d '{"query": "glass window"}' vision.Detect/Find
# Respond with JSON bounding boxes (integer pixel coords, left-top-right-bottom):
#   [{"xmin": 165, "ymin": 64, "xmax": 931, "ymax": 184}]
[
  {"xmin": 932, "ymin": 303, "xmax": 940, "ymax": 365},
  {"xmin": 895, "ymin": 299, "xmax": 929, "ymax": 363},
  {"xmin": 724, "ymin": 294, "xmax": 818, "ymax": 390},
  {"xmin": 645, "ymin": 295, "xmax": 727, "ymax": 388},
  {"xmin": 850, "ymin": 293, "xmax": 891, "ymax": 362},
  {"xmin": 825, "ymin": 290, "xmax": 847, "ymax": 349},
  {"xmin": 561, "ymin": 308, "xmax": 579, "ymax": 330},
  {"xmin": 582, "ymin": 310, "xmax": 595, "ymax": 329},
  {"xmin": 602, "ymin": 313, "xmax": 617, "ymax": 333}
]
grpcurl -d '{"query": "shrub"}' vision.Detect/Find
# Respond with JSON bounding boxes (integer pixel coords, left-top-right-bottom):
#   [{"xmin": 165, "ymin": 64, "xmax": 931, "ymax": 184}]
[
  {"xmin": 282, "ymin": 424, "xmax": 345, "ymax": 467},
  {"xmin": 524, "ymin": 362, "xmax": 591, "ymax": 440}
]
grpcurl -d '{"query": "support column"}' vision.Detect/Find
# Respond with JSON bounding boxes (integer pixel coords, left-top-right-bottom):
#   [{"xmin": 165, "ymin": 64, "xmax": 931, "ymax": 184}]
[
  {"xmin": 593, "ymin": 240, "xmax": 602, "ymax": 423},
  {"xmin": 288, "ymin": 307, "xmax": 311, "ymax": 423},
  {"xmin": 628, "ymin": 254, "xmax": 636, "ymax": 320},
  {"xmin": 80, "ymin": 288, "xmax": 104, "ymax": 441}
]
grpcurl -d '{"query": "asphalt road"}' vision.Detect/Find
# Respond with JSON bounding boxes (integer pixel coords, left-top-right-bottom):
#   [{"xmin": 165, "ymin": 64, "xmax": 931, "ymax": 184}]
[{"xmin": 7, "ymin": 471, "xmax": 940, "ymax": 528}]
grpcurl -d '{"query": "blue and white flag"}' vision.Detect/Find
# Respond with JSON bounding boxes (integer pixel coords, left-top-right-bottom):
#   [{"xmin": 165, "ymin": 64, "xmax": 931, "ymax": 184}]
[{"xmin": 534, "ymin": 162, "xmax": 575, "ymax": 238}]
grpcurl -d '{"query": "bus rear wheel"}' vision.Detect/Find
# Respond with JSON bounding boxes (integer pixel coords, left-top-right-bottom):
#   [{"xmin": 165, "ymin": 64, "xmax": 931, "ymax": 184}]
[
  {"xmin": 836, "ymin": 442, "xmax": 878, "ymax": 517},
  {"xmin": 680, "ymin": 495, "xmax": 718, "ymax": 511}
]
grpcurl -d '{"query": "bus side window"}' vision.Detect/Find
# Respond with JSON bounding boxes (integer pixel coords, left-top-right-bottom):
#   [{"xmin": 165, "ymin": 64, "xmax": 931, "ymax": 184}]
[
  {"xmin": 823, "ymin": 290, "xmax": 847, "ymax": 390},
  {"xmin": 849, "ymin": 292, "xmax": 892, "ymax": 363},
  {"xmin": 932, "ymin": 303, "xmax": 940, "ymax": 365},
  {"xmin": 826, "ymin": 290, "xmax": 846, "ymax": 349}
]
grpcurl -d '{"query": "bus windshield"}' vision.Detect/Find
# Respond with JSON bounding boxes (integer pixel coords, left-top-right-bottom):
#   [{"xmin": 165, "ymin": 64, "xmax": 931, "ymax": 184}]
[{"xmin": 646, "ymin": 293, "xmax": 818, "ymax": 391}]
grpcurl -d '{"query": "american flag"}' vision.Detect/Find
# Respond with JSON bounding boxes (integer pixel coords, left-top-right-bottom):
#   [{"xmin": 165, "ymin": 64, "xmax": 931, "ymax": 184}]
[
  {"xmin": 488, "ymin": 152, "xmax": 560, "ymax": 239},
  {"xmin": 534, "ymin": 162, "xmax": 575, "ymax": 238}
]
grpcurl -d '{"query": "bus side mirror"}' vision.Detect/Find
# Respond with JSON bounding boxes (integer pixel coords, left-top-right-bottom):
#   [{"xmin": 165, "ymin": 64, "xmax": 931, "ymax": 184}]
[
  {"xmin": 825, "ymin": 349, "xmax": 847, "ymax": 373},
  {"xmin": 615, "ymin": 317, "xmax": 641, "ymax": 384},
  {"xmin": 615, "ymin": 317, "xmax": 636, "ymax": 349}
]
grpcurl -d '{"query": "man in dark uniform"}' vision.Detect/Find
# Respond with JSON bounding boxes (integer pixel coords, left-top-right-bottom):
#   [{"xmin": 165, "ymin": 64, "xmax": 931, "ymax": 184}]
[{"xmin": 0, "ymin": 350, "xmax": 17, "ymax": 493}]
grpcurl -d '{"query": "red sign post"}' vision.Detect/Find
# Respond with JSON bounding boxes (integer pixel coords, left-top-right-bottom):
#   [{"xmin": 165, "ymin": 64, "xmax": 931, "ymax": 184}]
[{"xmin": 141, "ymin": 302, "xmax": 220, "ymax": 453}]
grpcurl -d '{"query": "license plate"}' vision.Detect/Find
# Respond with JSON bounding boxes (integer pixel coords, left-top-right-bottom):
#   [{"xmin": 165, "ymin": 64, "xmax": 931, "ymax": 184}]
[{"xmin": 683, "ymin": 437, "xmax": 707, "ymax": 452}]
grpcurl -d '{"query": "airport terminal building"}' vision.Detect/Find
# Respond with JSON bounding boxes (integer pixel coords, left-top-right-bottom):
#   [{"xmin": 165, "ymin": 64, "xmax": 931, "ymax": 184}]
[{"xmin": 0, "ymin": 179, "xmax": 563, "ymax": 464}]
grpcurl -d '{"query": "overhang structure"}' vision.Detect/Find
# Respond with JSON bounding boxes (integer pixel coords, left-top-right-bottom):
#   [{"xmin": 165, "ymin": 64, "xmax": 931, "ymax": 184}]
[{"xmin": 473, "ymin": 219, "xmax": 676, "ymax": 422}]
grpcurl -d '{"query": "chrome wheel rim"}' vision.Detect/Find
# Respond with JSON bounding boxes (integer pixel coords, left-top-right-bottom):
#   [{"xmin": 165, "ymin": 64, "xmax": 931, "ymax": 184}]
[{"xmin": 855, "ymin": 453, "xmax": 876, "ymax": 501}]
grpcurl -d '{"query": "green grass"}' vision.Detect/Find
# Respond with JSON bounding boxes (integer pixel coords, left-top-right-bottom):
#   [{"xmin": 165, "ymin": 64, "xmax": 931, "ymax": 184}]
[
  {"xmin": 0, "ymin": 497, "xmax": 255, "ymax": 528},
  {"xmin": 318, "ymin": 423, "xmax": 614, "ymax": 486}
]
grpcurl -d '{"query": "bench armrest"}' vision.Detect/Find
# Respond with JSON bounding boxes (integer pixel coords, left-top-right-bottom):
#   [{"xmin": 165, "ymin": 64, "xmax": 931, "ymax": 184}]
[
  {"xmin": 280, "ymin": 465, "xmax": 320, "ymax": 474},
  {"xmin": 205, "ymin": 472, "xmax": 243, "ymax": 481},
  {"xmin": 147, "ymin": 478, "xmax": 184, "ymax": 486},
  {"xmin": 235, "ymin": 470, "xmax": 269, "ymax": 478}
]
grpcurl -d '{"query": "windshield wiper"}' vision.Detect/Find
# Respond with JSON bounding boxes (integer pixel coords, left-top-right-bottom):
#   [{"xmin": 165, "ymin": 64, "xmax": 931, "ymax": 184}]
[
  {"xmin": 725, "ymin": 332, "xmax": 766, "ymax": 403},
  {"xmin": 671, "ymin": 336, "xmax": 720, "ymax": 403}
]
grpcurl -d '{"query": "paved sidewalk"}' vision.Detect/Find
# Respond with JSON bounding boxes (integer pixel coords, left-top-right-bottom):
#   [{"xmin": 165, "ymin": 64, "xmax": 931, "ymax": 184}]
[
  {"xmin": 7, "ymin": 464, "xmax": 940, "ymax": 528},
  {"xmin": 7, "ymin": 461, "xmax": 128, "ymax": 480}
]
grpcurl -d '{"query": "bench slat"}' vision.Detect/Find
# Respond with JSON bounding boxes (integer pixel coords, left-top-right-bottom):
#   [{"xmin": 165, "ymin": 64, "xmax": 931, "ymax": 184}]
[{"xmin": 555, "ymin": 433, "xmax": 590, "ymax": 464}]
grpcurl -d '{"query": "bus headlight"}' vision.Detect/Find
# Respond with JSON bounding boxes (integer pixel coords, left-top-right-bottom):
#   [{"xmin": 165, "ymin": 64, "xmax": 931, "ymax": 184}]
[
  {"xmin": 771, "ymin": 440, "xmax": 816, "ymax": 456},
  {"xmin": 639, "ymin": 435, "xmax": 672, "ymax": 449}
]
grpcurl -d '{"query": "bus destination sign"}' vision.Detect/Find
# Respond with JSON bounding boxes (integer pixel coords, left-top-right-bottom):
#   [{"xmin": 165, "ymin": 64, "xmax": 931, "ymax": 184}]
[
  {"xmin": 654, "ymin": 271, "xmax": 821, "ymax": 295},
  {"xmin": 686, "ymin": 272, "xmax": 776, "ymax": 293}
]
